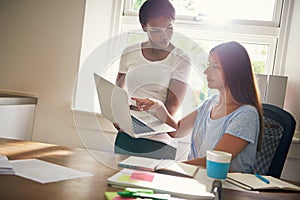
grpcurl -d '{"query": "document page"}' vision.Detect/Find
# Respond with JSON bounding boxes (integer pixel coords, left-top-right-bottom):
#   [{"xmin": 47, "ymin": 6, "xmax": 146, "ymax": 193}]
[
  {"xmin": 11, "ymin": 159, "xmax": 93, "ymax": 184},
  {"xmin": 227, "ymin": 173, "xmax": 300, "ymax": 191},
  {"xmin": 118, "ymin": 156, "xmax": 198, "ymax": 178},
  {"xmin": 107, "ymin": 168, "xmax": 215, "ymax": 199},
  {"xmin": 155, "ymin": 160, "xmax": 199, "ymax": 178},
  {"xmin": 0, "ymin": 155, "xmax": 15, "ymax": 174},
  {"xmin": 118, "ymin": 156, "xmax": 159, "ymax": 171}
]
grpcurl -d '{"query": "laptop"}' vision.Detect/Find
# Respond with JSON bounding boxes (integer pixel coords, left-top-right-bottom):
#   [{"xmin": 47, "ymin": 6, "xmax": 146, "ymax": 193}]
[{"xmin": 94, "ymin": 73, "xmax": 176, "ymax": 138}]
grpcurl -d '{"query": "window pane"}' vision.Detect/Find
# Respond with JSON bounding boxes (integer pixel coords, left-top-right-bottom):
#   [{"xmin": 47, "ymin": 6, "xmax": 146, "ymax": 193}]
[{"xmin": 130, "ymin": 0, "xmax": 276, "ymax": 21}]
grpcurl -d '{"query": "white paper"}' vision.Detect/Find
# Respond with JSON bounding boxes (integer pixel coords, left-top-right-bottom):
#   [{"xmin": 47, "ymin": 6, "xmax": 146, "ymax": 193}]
[
  {"xmin": 0, "ymin": 155, "xmax": 15, "ymax": 174},
  {"xmin": 108, "ymin": 168, "xmax": 215, "ymax": 199},
  {"xmin": 11, "ymin": 159, "xmax": 93, "ymax": 184},
  {"xmin": 194, "ymin": 168, "xmax": 260, "ymax": 194}
]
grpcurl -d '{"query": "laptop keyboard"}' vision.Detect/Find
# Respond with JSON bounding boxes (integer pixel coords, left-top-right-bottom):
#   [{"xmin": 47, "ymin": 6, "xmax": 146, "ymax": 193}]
[{"xmin": 131, "ymin": 116, "xmax": 155, "ymax": 134}]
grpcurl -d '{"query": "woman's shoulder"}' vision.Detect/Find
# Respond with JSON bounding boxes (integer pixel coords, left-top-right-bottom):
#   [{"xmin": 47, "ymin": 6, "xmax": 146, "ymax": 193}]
[
  {"xmin": 238, "ymin": 104, "xmax": 258, "ymax": 114},
  {"xmin": 172, "ymin": 47, "xmax": 190, "ymax": 56},
  {"xmin": 231, "ymin": 104, "xmax": 259, "ymax": 121},
  {"xmin": 122, "ymin": 43, "xmax": 141, "ymax": 54},
  {"xmin": 171, "ymin": 46, "xmax": 191, "ymax": 60}
]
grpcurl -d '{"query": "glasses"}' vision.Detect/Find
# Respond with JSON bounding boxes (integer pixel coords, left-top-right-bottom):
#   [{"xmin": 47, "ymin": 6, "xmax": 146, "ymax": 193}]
[{"xmin": 146, "ymin": 25, "xmax": 173, "ymax": 35}]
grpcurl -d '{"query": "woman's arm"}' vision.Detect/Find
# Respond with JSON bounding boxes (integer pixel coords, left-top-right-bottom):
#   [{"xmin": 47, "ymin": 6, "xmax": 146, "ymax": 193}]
[
  {"xmin": 184, "ymin": 134, "xmax": 249, "ymax": 167},
  {"xmin": 132, "ymin": 97, "xmax": 197, "ymax": 138},
  {"xmin": 168, "ymin": 110, "xmax": 198, "ymax": 138},
  {"xmin": 214, "ymin": 134, "xmax": 249, "ymax": 158},
  {"xmin": 165, "ymin": 79, "xmax": 188, "ymax": 116},
  {"xmin": 116, "ymin": 72, "xmax": 126, "ymax": 88}
]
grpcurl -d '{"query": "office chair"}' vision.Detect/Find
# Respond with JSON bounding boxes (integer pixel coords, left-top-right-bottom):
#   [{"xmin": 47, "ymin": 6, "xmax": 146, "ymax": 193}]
[{"xmin": 253, "ymin": 103, "xmax": 296, "ymax": 178}]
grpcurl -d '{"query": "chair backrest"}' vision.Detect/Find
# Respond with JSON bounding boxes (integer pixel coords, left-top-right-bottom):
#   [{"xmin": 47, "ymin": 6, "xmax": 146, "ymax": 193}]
[{"xmin": 254, "ymin": 103, "xmax": 296, "ymax": 178}]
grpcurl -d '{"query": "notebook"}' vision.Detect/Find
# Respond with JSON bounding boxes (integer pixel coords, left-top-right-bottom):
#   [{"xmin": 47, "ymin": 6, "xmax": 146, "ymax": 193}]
[
  {"xmin": 107, "ymin": 168, "xmax": 215, "ymax": 199},
  {"xmin": 226, "ymin": 172, "xmax": 300, "ymax": 191},
  {"xmin": 118, "ymin": 156, "xmax": 199, "ymax": 178},
  {"xmin": 94, "ymin": 73, "xmax": 176, "ymax": 138}
]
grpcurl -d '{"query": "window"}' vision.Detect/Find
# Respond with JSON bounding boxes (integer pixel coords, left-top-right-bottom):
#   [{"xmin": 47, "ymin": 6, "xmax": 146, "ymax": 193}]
[
  {"xmin": 115, "ymin": 0, "xmax": 288, "ymax": 112},
  {"xmin": 74, "ymin": 0, "xmax": 292, "ymax": 114},
  {"xmin": 123, "ymin": 0, "xmax": 284, "ymax": 75},
  {"xmin": 126, "ymin": 0, "xmax": 279, "ymax": 23}
]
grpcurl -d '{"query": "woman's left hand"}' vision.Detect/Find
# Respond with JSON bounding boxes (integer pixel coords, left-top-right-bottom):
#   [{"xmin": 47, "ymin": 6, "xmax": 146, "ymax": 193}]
[{"xmin": 113, "ymin": 123, "xmax": 123, "ymax": 132}]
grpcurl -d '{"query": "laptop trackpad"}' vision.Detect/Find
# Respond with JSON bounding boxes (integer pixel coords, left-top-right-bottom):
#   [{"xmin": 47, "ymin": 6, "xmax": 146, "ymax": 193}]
[
  {"xmin": 130, "ymin": 110, "xmax": 175, "ymax": 132},
  {"xmin": 130, "ymin": 110, "xmax": 161, "ymax": 124}
]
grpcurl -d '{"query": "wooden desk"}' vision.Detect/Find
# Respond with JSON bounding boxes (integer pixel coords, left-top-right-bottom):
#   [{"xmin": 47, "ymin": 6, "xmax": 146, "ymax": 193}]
[{"xmin": 0, "ymin": 138, "xmax": 299, "ymax": 200}]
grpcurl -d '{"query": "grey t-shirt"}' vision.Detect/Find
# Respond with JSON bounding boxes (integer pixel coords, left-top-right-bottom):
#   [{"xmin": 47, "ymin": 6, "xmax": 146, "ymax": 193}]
[{"xmin": 188, "ymin": 94, "xmax": 260, "ymax": 173}]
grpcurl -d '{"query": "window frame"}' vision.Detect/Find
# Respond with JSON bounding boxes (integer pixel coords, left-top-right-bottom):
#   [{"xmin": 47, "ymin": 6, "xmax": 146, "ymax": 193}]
[
  {"xmin": 119, "ymin": 0, "xmax": 292, "ymax": 76},
  {"xmin": 124, "ymin": 0, "xmax": 284, "ymax": 27}
]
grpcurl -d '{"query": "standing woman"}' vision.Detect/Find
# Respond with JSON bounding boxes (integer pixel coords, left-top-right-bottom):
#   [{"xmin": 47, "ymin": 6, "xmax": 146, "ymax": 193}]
[
  {"xmin": 133, "ymin": 41, "xmax": 263, "ymax": 173},
  {"xmin": 115, "ymin": 0, "xmax": 192, "ymax": 159}
]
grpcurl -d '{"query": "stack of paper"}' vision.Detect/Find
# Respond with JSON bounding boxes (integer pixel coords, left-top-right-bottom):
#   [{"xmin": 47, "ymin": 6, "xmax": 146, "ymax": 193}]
[
  {"xmin": 11, "ymin": 159, "xmax": 93, "ymax": 184},
  {"xmin": 0, "ymin": 155, "xmax": 15, "ymax": 175},
  {"xmin": 107, "ymin": 168, "xmax": 215, "ymax": 199}
]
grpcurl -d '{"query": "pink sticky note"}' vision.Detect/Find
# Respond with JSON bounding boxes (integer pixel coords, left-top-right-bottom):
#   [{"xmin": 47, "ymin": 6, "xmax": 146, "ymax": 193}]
[
  {"xmin": 113, "ymin": 196, "xmax": 136, "ymax": 200},
  {"xmin": 130, "ymin": 172, "xmax": 154, "ymax": 182}
]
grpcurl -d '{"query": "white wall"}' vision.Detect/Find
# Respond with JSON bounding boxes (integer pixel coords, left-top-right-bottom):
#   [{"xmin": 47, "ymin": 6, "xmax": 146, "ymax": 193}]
[
  {"xmin": 279, "ymin": 0, "xmax": 300, "ymax": 182},
  {"xmin": 0, "ymin": 0, "xmax": 86, "ymax": 147},
  {"xmin": 284, "ymin": 0, "xmax": 300, "ymax": 133}
]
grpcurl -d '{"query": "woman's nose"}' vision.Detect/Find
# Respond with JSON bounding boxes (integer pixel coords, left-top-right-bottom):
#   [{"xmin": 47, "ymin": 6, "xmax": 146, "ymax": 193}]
[
  {"xmin": 204, "ymin": 67, "xmax": 209, "ymax": 75},
  {"xmin": 160, "ymin": 31, "xmax": 169, "ymax": 39}
]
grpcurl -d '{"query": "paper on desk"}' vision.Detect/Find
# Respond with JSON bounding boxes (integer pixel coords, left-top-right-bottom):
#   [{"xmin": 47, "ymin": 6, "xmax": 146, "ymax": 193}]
[
  {"xmin": 11, "ymin": 159, "xmax": 93, "ymax": 184},
  {"xmin": 223, "ymin": 181, "xmax": 260, "ymax": 193},
  {"xmin": 193, "ymin": 168, "xmax": 259, "ymax": 194},
  {"xmin": 0, "ymin": 155, "xmax": 15, "ymax": 175}
]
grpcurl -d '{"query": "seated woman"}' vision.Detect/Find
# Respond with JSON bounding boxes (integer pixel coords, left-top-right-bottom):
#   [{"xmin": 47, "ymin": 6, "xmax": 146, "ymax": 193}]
[{"xmin": 132, "ymin": 41, "xmax": 263, "ymax": 173}]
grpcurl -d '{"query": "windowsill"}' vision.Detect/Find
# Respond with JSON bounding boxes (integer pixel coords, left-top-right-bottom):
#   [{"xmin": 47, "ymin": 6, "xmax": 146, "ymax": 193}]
[
  {"xmin": 71, "ymin": 108, "xmax": 117, "ymax": 134},
  {"xmin": 0, "ymin": 90, "xmax": 38, "ymax": 105}
]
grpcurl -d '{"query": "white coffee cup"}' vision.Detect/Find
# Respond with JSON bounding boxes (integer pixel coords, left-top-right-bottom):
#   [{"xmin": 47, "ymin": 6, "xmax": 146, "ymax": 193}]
[{"xmin": 206, "ymin": 150, "xmax": 232, "ymax": 179}]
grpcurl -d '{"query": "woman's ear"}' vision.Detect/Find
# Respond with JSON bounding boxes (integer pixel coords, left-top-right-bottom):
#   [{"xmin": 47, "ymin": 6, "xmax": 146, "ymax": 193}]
[{"xmin": 141, "ymin": 23, "xmax": 147, "ymax": 32}]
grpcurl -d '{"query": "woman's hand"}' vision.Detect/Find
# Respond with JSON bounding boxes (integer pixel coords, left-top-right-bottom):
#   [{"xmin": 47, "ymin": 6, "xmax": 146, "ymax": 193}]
[
  {"xmin": 131, "ymin": 97, "xmax": 162, "ymax": 111},
  {"xmin": 113, "ymin": 123, "xmax": 123, "ymax": 132}
]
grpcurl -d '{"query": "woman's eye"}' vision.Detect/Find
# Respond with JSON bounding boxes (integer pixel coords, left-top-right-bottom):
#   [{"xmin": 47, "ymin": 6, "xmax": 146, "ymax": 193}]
[
  {"xmin": 207, "ymin": 62, "xmax": 220, "ymax": 70},
  {"xmin": 166, "ymin": 26, "xmax": 173, "ymax": 32}
]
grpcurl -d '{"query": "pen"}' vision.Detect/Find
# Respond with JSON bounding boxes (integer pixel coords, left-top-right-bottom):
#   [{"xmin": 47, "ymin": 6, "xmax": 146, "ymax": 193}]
[
  {"xmin": 118, "ymin": 188, "xmax": 170, "ymax": 200},
  {"xmin": 255, "ymin": 173, "xmax": 270, "ymax": 184},
  {"xmin": 125, "ymin": 187, "xmax": 154, "ymax": 194},
  {"xmin": 118, "ymin": 191, "xmax": 170, "ymax": 200}
]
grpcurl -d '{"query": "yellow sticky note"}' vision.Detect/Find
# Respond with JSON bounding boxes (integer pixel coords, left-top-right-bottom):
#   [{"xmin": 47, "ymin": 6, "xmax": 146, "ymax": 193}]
[{"xmin": 118, "ymin": 174, "xmax": 136, "ymax": 183}]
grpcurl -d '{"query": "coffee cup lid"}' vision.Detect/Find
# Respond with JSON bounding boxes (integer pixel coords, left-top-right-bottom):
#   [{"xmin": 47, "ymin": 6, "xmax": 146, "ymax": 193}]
[{"xmin": 206, "ymin": 150, "xmax": 232, "ymax": 163}]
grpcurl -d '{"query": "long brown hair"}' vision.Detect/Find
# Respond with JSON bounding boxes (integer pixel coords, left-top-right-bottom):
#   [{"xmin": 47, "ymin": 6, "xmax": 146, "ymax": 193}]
[{"xmin": 210, "ymin": 41, "xmax": 263, "ymax": 150}]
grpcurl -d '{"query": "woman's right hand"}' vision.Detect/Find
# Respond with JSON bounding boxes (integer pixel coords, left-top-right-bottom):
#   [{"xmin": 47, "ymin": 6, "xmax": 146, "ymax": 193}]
[{"xmin": 131, "ymin": 97, "xmax": 162, "ymax": 111}]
